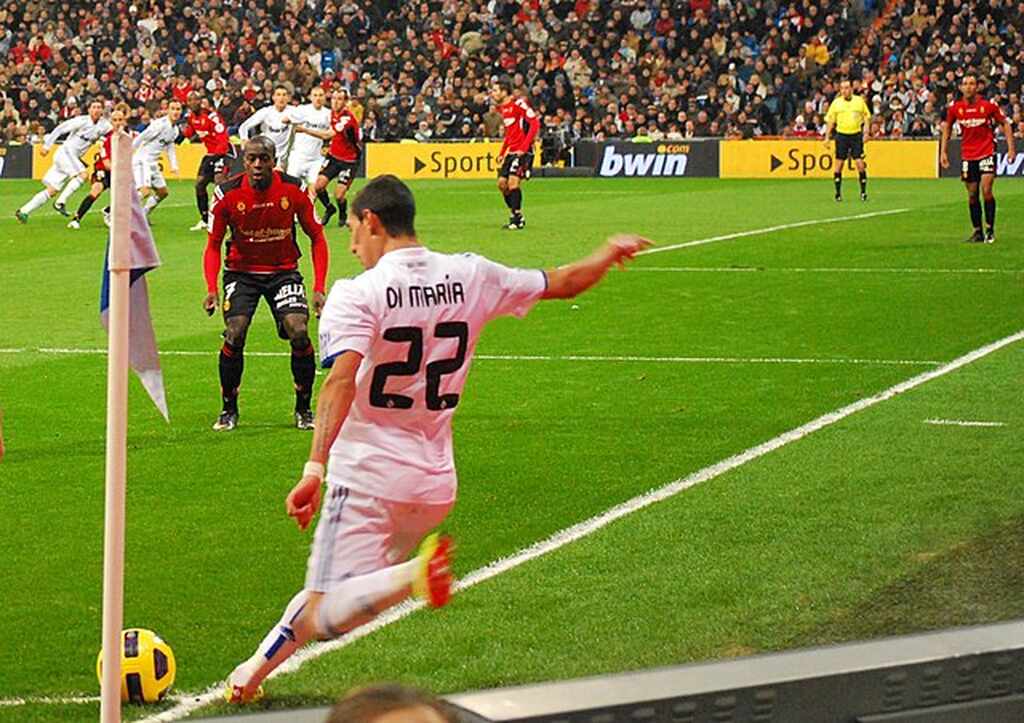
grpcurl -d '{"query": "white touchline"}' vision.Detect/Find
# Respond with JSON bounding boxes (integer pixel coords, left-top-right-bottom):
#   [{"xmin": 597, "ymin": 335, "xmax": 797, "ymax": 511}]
[
  {"xmin": 924, "ymin": 419, "xmax": 1007, "ymax": 428},
  {"xmin": 632, "ymin": 267, "xmax": 1024, "ymax": 275},
  {"xmin": 136, "ymin": 327, "xmax": 1024, "ymax": 723},
  {"xmin": 0, "ymin": 347, "xmax": 941, "ymax": 367},
  {"xmin": 636, "ymin": 208, "xmax": 910, "ymax": 256}
]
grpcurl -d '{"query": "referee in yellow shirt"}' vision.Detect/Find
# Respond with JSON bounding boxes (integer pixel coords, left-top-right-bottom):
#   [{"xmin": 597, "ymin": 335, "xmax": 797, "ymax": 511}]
[{"xmin": 823, "ymin": 80, "xmax": 871, "ymax": 201}]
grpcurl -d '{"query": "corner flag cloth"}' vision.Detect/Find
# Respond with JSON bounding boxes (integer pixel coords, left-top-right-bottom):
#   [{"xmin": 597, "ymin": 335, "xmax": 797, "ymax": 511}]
[{"xmin": 100, "ymin": 187, "xmax": 169, "ymax": 420}]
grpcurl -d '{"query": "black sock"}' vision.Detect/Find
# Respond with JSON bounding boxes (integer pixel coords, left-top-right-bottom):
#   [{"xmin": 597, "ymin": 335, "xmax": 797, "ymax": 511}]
[
  {"xmin": 219, "ymin": 342, "xmax": 244, "ymax": 412},
  {"xmin": 74, "ymin": 194, "xmax": 97, "ymax": 221},
  {"xmin": 859, "ymin": 171, "xmax": 867, "ymax": 195},
  {"xmin": 291, "ymin": 343, "xmax": 315, "ymax": 411},
  {"xmin": 984, "ymin": 198, "xmax": 996, "ymax": 230},
  {"xmin": 317, "ymin": 189, "xmax": 334, "ymax": 213},
  {"xmin": 969, "ymin": 199, "xmax": 982, "ymax": 230},
  {"xmin": 834, "ymin": 173, "xmax": 842, "ymax": 196},
  {"xmin": 502, "ymin": 191, "xmax": 515, "ymax": 210},
  {"xmin": 102, "ymin": 206, "xmax": 110, "ymax": 214},
  {"xmin": 508, "ymin": 189, "xmax": 522, "ymax": 214},
  {"xmin": 196, "ymin": 186, "xmax": 209, "ymax": 221},
  {"xmin": 337, "ymin": 198, "xmax": 347, "ymax": 226}
]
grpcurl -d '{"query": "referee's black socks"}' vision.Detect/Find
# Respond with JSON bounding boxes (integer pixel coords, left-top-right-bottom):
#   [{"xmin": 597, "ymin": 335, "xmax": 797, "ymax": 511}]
[
  {"xmin": 291, "ymin": 342, "xmax": 316, "ymax": 412},
  {"xmin": 858, "ymin": 170, "xmax": 867, "ymax": 195},
  {"xmin": 833, "ymin": 172, "xmax": 842, "ymax": 198},
  {"xmin": 219, "ymin": 342, "xmax": 244, "ymax": 413}
]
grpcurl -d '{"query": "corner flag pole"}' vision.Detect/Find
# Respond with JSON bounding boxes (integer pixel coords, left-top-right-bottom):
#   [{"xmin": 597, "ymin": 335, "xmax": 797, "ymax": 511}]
[{"xmin": 100, "ymin": 131, "xmax": 133, "ymax": 723}]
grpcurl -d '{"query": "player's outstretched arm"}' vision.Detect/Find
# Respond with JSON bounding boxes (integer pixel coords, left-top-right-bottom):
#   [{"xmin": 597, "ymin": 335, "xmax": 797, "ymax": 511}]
[
  {"xmin": 542, "ymin": 234, "xmax": 652, "ymax": 300},
  {"xmin": 286, "ymin": 350, "xmax": 362, "ymax": 530}
]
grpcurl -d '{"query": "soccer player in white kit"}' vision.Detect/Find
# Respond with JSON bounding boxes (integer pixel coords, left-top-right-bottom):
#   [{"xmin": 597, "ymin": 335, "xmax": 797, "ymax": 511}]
[
  {"xmin": 286, "ymin": 86, "xmax": 334, "ymax": 214},
  {"xmin": 224, "ymin": 174, "xmax": 651, "ymax": 703},
  {"xmin": 15, "ymin": 99, "xmax": 112, "ymax": 223},
  {"xmin": 239, "ymin": 85, "xmax": 295, "ymax": 170},
  {"xmin": 132, "ymin": 101, "xmax": 183, "ymax": 216}
]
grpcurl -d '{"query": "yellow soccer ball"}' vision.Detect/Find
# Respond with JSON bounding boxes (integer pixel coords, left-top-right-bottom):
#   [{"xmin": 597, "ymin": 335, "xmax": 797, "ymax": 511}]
[{"xmin": 96, "ymin": 628, "xmax": 176, "ymax": 704}]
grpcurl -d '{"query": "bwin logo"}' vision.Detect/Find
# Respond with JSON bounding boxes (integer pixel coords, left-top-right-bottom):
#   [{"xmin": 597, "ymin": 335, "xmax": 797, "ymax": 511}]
[
  {"xmin": 599, "ymin": 146, "xmax": 688, "ymax": 177},
  {"xmin": 997, "ymin": 152, "xmax": 1024, "ymax": 176}
]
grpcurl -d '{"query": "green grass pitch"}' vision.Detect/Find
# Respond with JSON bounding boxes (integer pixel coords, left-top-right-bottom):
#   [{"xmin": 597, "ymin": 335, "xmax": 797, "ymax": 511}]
[{"xmin": 0, "ymin": 177, "xmax": 1022, "ymax": 720}]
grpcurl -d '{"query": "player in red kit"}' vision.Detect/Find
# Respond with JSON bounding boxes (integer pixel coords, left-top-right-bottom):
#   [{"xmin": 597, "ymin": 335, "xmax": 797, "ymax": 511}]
[
  {"xmin": 67, "ymin": 102, "xmax": 130, "ymax": 229},
  {"xmin": 491, "ymin": 77, "xmax": 540, "ymax": 230},
  {"xmin": 296, "ymin": 88, "xmax": 362, "ymax": 228},
  {"xmin": 184, "ymin": 93, "xmax": 234, "ymax": 231},
  {"xmin": 940, "ymin": 75, "xmax": 1017, "ymax": 243},
  {"xmin": 203, "ymin": 137, "xmax": 330, "ymax": 431}
]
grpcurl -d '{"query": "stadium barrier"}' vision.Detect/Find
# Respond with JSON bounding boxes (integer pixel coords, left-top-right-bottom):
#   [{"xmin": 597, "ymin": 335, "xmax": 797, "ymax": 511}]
[
  {"xmin": 720, "ymin": 139, "xmax": 939, "ymax": 179},
  {"xmin": 573, "ymin": 140, "xmax": 719, "ymax": 178},
  {"xmin": 203, "ymin": 620, "xmax": 1024, "ymax": 723},
  {"xmin": 0, "ymin": 144, "xmax": 33, "ymax": 178},
  {"xmin": 939, "ymin": 140, "xmax": 1023, "ymax": 178},
  {"xmin": 365, "ymin": 141, "xmax": 542, "ymax": 180}
]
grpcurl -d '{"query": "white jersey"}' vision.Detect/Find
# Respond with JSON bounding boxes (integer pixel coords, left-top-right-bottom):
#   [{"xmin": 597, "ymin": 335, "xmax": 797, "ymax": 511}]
[
  {"xmin": 318, "ymin": 247, "xmax": 547, "ymax": 504},
  {"xmin": 132, "ymin": 116, "xmax": 179, "ymax": 169},
  {"xmin": 43, "ymin": 115, "xmax": 113, "ymax": 161},
  {"xmin": 289, "ymin": 103, "xmax": 331, "ymax": 161},
  {"xmin": 238, "ymin": 104, "xmax": 294, "ymax": 161}
]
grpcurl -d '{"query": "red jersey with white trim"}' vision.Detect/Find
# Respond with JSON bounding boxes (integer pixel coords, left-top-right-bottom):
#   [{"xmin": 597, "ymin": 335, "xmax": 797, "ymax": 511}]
[
  {"xmin": 328, "ymin": 109, "xmax": 361, "ymax": 162},
  {"xmin": 94, "ymin": 129, "xmax": 134, "ymax": 172},
  {"xmin": 946, "ymin": 98, "xmax": 1006, "ymax": 161},
  {"xmin": 183, "ymin": 109, "xmax": 231, "ymax": 155},
  {"xmin": 205, "ymin": 171, "xmax": 329, "ymax": 292},
  {"xmin": 499, "ymin": 97, "xmax": 540, "ymax": 154}
]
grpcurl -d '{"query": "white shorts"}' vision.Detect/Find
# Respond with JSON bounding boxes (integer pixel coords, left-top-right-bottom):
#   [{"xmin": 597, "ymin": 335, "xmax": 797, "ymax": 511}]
[
  {"xmin": 132, "ymin": 160, "xmax": 166, "ymax": 190},
  {"xmin": 286, "ymin": 156, "xmax": 322, "ymax": 187},
  {"xmin": 42, "ymin": 150, "xmax": 86, "ymax": 189},
  {"xmin": 305, "ymin": 485, "xmax": 453, "ymax": 592}
]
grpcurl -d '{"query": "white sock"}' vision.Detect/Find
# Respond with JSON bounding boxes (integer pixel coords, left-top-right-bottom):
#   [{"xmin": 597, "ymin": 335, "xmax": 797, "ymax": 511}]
[
  {"xmin": 317, "ymin": 559, "xmax": 419, "ymax": 637},
  {"xmin": 20, "ymin": 190, "xmax": 52, "ymax": 216},
  {"xmin": 143, "ymin": 195, "xmax": 161, "ymax": 213},
  {"xmin": 232, "ymin": 589, "xmax": 310, "ymax": 687},
  {"xmin": 56, "ymin": 176, "xmax": 83, "ymax": 206}
]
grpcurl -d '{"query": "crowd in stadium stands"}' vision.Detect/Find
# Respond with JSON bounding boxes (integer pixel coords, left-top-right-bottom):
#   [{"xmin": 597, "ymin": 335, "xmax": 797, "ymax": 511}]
[{"xmin": 0, "ymin": 0, "xmax": 1021, "ymax": 158}]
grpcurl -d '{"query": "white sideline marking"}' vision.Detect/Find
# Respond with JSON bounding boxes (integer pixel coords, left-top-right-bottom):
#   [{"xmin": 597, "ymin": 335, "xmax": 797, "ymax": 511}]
[
  {"xmin": 0, "ymin": 695, "xmax": 101, "ymax": 707},
  {"xmin": 134, "ymin": 328, "xmax": 1024, "ymax": 723},
  {"xmin": 924, "ymin": 418, "xmax": 1006, "ymax": 428},
  {"xmin": 636, "ymin": 208, "xmax": 910, "ymax": 256},
  {"xmin": 633, "ymin": 267, "xmax": 1024, "ymax": 275},
  {"xmin": 0, "ymin": 347, "xmax": 941, "ymax": 367}
]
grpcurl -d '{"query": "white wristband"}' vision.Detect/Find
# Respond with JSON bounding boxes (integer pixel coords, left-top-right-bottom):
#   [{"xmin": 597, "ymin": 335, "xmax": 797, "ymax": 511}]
[{"xmin": 302, "ymin": 461, "xmax": 325, "ymax": 481}]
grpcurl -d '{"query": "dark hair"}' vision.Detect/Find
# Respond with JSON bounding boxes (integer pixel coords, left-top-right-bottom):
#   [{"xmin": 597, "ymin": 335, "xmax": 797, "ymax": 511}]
[
  {"xmin": 494, "ymin": 76, "xmax": 513, "ymax": 94},
  {"xmin": 243, "ymin": 135, "xmax": 276, "ymax": 160},
  {"xmin": 352, "ymin": 175, "xmax": 416, "ymax": 237},
  {"xmin": 273, "ymin": 84, "xmax": 291, "ymax": 95},
  {"xmin": 326, "ymin": 684, "xmax": 454, "ymax": 723}
]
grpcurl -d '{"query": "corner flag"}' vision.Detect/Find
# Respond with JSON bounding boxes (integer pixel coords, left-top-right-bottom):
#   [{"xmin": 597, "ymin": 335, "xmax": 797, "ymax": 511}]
[{"xmin": 99, "ymin": 183, "xmax": 168, "ymax": 420}]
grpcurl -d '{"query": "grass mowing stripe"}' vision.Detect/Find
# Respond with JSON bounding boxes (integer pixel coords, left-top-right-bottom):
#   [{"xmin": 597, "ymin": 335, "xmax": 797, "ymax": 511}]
[
  {"xmin": 632, "ymin": 267, "xmax": 1024, "ymax": 275},
  {"xmin": 0, "ymin": 347, "xmax": 941, "ymax": 366},
  {"xmin": 140, "ymin": 327, "xmax": 1024, "ymax": 723},
  {"xmin": 636, "ymin": 208, "xmax": 911, "ymax": 256}
]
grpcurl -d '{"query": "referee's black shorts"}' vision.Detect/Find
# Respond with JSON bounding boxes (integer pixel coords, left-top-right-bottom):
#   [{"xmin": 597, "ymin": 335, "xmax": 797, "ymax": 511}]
[{"xmin": 834, "ymin": 132, "xmax": 865, "ymax": 161}]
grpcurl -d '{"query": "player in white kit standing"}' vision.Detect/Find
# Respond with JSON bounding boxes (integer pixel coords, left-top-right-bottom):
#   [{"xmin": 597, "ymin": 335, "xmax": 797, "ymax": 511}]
[
  {"xmin": 132, "ymin": 101, "xmax": 183, "ymax": 216},
  {"xmin": 286, "ymin": 86, "xmax": 334, "ymax": 218},
  {"xmin": 16, "ymin": 99, "xmax": 112, "ymax": 222},
  {"xmin": 239, "ymin": 85, "xmax": 295, "ymax": 170},
  {"xmin": 223, "ymin": 174, "xmax": 651, "ymax": 703}
]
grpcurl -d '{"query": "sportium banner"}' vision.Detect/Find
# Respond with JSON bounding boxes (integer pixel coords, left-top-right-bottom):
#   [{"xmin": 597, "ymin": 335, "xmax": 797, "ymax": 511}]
[
  {"xmin": 574, "ymin": 140, "xmax": 719, "ymax": 177},
  {"xmin": 939, "ymin": 140, "xmax": 1023, "ymax": 178},
  {"xmin": 365, "ymin": 141, "xmax": 540, "ymax": 180},
  {"xmin": 720, "ymin": 139, "xmax": 938, "ymax": 179}
]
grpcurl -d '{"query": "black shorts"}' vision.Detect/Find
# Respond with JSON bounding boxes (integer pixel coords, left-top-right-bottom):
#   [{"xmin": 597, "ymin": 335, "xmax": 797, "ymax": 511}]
[
  {"xmin": 91, "ymin": 167, "xmax": 110, "ymax": 189},
  {"xmin": 961, "ymin": 155, "xmax": 996, "ymax": 183},
  {"xmin": 319, "ymin": 157, "xmax": 358, "ymax": 185},
  {"xmin": 834, "ymin": 133, "xmax": 865, "ymax": 161},
  {"xmin": 198, "ymin": 154, "xmax": 229, "ymax": 181},
  {"xmin": 222, "ymin": 270, "xmax": 308, "ymax": 339},
  {"xmin": 499, "ymin": 151, "xmax": 534, "ymax": 179}
]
